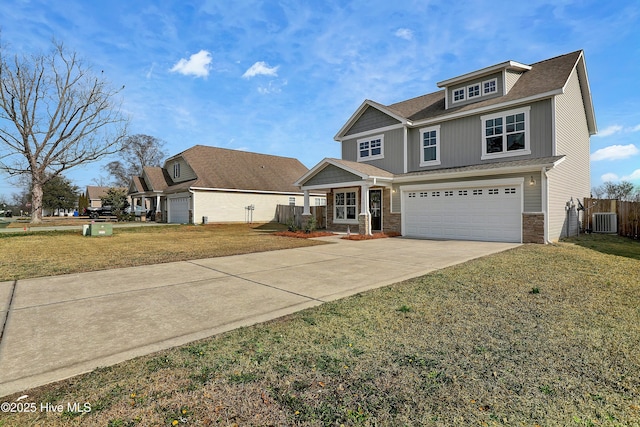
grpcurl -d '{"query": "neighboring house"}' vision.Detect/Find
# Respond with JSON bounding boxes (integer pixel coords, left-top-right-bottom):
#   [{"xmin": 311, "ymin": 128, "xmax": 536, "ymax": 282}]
[
  {"xmin": 296, "ymin": 50, "xmax": 596, "ymax": 243},
  {"xmin": 129, "ymin": 145, "xmax": 325, "ymax": 224},
  {"xmin": 86, "ymin": 186, "xmax": 126, "ymax": 208}
]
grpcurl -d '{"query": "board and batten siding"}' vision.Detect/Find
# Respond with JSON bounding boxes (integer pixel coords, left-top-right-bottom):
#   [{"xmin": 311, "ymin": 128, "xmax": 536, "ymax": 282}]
[
  {"xmin": 407, "ymin": 100, "xmax": 553, "ymax": 173},
  {"xmin": 546, "ymin": 67, "xmax": 591, "ymax": 241},
  {"xmin": 304, "ymin": 164, "xmax": 362, "ymax": 187},
  {"xmin": 342, "ymin": 127, "xmax": 405, "ymax": 174},
  {"xmin": 165, "ymin": 157, "xmax": 197, "ymax": 183},
  {"xmin": 345, "ymin": 106, "xmax": 401, "ymax": 136}
]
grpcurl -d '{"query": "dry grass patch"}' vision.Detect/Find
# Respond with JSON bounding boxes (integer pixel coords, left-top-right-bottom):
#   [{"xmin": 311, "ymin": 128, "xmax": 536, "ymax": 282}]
[
  {"xmin": 0, "ymin": 223, "xmax": 326, "ymax": 280},
  {"xmin": 2, "ymin": 237, "xmax": 640, "ymax": 426}
]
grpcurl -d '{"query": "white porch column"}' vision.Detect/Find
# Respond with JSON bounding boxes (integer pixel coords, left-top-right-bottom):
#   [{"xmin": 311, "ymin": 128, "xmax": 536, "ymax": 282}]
[
  {"xmin": 302, "ymin": 190, "xmax": 311, "ymax": 215},
  {"xmin": 359, "ymin": 184, "xmax": 371, "ymax": 235}
]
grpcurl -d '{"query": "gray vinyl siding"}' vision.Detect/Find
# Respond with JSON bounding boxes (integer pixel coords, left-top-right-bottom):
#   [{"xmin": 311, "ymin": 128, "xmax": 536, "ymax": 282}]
[
  {"xmin": 304, "ymin": 164, "xmax": 362, "ymax": 187},
  {"xmin": 342, "ymin": 127, "xmax": 405, "ymax": 174},
  {"xmin": 407, "ymin": 100, "xmax": 554, "ymax": 172},
  {"xmin": 165, "ymin": 157, "xmax": 196, "ymax": 183},
  {"xmin": 345, "ymin": 106, "xmax": 401, "ymax": 136},
  {"xmin": 547, "ymin": 68, "xmax": 591, "ymax": 241},
  {"xmin": 392, "ymin": 172, "xmax": 542, "ymax": 213},
  {"xmin": 505, "ymin": 70, "xmax": 524, "ymax": 93},
  {"xmin": 447, "ymin": 71, "xmax": 503, "ymax": 108}
]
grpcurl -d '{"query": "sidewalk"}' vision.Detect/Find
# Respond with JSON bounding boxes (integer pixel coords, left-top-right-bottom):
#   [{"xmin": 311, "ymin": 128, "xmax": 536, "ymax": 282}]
[{"xmin": 0, "ymin": 236, "xmax": 519, "ymax": 397}]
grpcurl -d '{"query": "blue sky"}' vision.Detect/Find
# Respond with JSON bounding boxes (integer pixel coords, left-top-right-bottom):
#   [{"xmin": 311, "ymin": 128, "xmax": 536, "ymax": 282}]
[{"xmin": 1, "ymin": 0, "xmax": 639, "ymax": 199}]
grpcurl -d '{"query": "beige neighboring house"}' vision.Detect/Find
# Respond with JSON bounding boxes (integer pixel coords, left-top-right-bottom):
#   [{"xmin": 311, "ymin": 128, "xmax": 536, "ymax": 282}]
[
  {"xmin": 297, "ymin": 50, "xmax": 596, "ymax": 243},
  {"xmin": 129, "ymin": 145, "xmax": 325, "ymax": 224},
  {"xmin": 86, "ymin": 186, "xmax": 127, "ymax": 208}
]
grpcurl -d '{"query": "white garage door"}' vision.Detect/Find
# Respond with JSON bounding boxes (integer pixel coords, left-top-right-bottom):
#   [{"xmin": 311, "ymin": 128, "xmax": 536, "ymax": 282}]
[
  {"xmin": 403, "ymin": 184, "xmax": 522, "ymax": 242},
  {"xmin": 169, "ymin": 197, "xmax": 190, "ymax": 224}
]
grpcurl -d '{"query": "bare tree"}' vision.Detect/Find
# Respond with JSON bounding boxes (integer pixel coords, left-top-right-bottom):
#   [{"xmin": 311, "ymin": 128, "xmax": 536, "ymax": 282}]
[
  {"xmin": 0, "ymin": 40, "xmax": 128, "ymax": 222},
  {"xmin": 104, "ymin": 134, "xmax": 166, "ymax": 187}
]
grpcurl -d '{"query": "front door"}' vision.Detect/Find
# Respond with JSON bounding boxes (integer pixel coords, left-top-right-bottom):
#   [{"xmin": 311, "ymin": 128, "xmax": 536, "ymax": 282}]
[{"xmin": 370, "ymin": 189, "xmax": 382, "ymax": 232}]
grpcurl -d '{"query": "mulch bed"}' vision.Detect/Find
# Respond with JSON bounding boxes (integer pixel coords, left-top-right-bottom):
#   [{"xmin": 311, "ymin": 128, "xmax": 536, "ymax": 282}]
[
  {"xmin": 273, "ymin": 230, "xmax": 337, "ymax": 238},
  {"xmin": 341, "ymin": 232, "xmax": 401, "ymax": 240}
]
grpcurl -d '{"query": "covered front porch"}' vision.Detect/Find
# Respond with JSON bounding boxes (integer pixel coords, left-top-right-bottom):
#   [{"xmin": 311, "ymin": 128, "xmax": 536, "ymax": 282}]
[{"xmin": 295, "ymin": 159, "xmax": 397, "ymax": 235}]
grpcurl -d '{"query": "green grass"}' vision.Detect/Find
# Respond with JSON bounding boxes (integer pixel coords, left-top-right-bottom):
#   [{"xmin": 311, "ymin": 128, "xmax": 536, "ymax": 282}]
[
  {"xmin": 0, "ymin": 223, "xmax": 325, "ymax": 280},
  {"xmin": 564, "ymin": 233, "xmax": 640, "ymax": 260},
  {"xmin": 2, "ymin": 237, "xmax": 640, "ymax": 426}
]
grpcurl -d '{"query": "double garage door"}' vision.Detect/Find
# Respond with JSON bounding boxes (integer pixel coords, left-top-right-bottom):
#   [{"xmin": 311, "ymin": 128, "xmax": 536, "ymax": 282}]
[{"xmin": 403, "ymin": 183, "xmax": 522, "ymax": 243}]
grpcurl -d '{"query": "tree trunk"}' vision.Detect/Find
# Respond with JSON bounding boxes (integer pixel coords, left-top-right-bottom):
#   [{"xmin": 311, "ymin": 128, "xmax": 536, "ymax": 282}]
[{"xmin": 31, "ymin": 179, "xmax": 44, "ymax": 223}]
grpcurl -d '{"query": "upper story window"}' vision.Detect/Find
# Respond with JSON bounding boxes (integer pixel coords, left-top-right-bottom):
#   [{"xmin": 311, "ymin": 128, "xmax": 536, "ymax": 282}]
[
  {"xmin": 357, "ymin": 135, "xmax": 384, "ymax": 162},
  {"xmin": 483, "ymin": 78, "xmax": 497, "ymax": 95},
  {"xmin": 467, "ymin": 84, "xmax": 480, "ymax": 99},
  {"xmin": 419, "ymin": 125, "xmax": 441, "ymax": 167},
  {"xmin": 481, "ymin": 107, "xmax": 531, "ymax": 160},
  {"xmin": 173, "ymin": 162, "xmax": 181, "ymax": 178},
  {"xmin": 452, "ymin": 88, "xmax": 465, "ymax": 103}
]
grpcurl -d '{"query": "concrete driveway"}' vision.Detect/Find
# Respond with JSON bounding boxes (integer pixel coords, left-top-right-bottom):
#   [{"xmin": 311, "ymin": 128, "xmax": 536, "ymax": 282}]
[{"xmin": 0, "ymin": 236, "xmax": 519, "ymax": 397}]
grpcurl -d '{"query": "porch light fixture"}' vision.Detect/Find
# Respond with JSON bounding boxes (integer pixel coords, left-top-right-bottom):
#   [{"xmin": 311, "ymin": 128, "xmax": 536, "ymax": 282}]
[{"xmin": 529, "ymin": 176, "xmax": 536, "ymax": 186}]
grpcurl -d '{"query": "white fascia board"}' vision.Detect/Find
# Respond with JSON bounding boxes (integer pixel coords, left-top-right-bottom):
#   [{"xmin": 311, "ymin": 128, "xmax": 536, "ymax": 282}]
[
  {"xmin": 334, "ymin": 100, "xmax": 408, "ymax": 140},
  {"xmin": 301, "ymin": 180, "xmax": 372, "ymax": 191},
  {"xmin": 411, "ymin": 89, "xmax": 562, "ymax": 128},
  {"xmin": 393, "ymin": 158, "xmax": 565, "ymax": 184},
  {"xmin": 335, "ymin": 123, "xmax": 405, "ymax": 142},
  {"xmin": 569, "ymin": 52, "xmax": 597, "ymax": 135},
  {"xmin": 437, "ymin": 61, "xmax": 532, "ymax": 88},
  {"xmin": 189, "ymin": 187, "xmax": 321, "ymax": 196},
  {"xmin": 400, "ymin": 177, "xmax": 524, "ymax": 192}
]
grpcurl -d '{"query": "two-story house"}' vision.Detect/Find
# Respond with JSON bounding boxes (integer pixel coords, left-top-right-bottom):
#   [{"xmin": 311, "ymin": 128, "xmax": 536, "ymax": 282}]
[{"xmin": 296, "ymin": 50, "xmax": 596, "ymax": 243}]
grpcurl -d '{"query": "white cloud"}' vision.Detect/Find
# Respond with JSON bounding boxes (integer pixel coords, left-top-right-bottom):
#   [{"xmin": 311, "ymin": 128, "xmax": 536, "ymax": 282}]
[
  {"xmin": 595, "ymin": 124, "xmax": 640, "ymax": 137},
  {"xmin": 590, "ymin": 144, "xmax": 639, "ymax": 161},
  {"xmin": 600, "ymin": 173, "xmax": 619, "ymax": 182},
  {"xmin": 170, "ymin": 50, "xmax": 212, "ymax": 77},
  {"xmin": 395, "ymin": 28, "xmax": 413, "ymax": 40},
  {"xmin": 595, "ymin": 125, "xmax": 624, "ymax": 137},
  {"xmin": 622, "ymin": 169, "xmax": 640, "ymax": 181},
  {"xmin": 242, "ymin": 61, "xmax": 279, "ymax": 78}
]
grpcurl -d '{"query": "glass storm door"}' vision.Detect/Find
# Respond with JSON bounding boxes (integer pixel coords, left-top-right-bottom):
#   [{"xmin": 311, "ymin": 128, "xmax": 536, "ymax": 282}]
[{"xmin": 370, "ymin": 189, "xmax": 382, "ymax": 231}]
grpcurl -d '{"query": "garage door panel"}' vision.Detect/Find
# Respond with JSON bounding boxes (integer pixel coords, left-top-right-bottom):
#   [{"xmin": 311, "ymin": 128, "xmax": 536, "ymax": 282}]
[{"xmin": 403, "ymin": 185, "xmax": 521, "ymax": 243}]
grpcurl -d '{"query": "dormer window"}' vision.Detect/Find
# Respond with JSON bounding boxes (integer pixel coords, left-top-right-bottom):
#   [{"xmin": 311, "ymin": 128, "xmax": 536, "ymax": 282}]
[
  {"xmin": 173, "ymin": 163, "xmax": 181, "ymax": 178},
  {"xmin": 467, "ymin": 84, "xmax": 480, "ymax": 99},
  {"xmin": 483, "ymin": 78, "xmax": 497, "ymax": 95},
  {"xmin": 453, "ymin": 88, "xmax": 465, "ymax": 103}
]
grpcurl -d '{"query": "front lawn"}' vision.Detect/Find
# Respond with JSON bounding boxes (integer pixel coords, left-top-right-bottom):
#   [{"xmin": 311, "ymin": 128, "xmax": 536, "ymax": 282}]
[
  {"xmin": 2, "ymin": 236, "xmax": 639, "ymax": 426},
  {"xmin": 0, "ymin": 223, "xmax": 326, "ymax": 281}
]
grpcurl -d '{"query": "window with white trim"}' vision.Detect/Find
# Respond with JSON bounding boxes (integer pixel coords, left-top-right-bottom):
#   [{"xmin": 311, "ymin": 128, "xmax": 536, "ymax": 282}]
[
  {"xmin": 288, "ymin": 197, "xmax": 296, "ymax": 206},
  {"xmin": 467, "ymin": 83, "xmax": 480, "ymax": 99},
  {"xmin": 334, "ymin": 190, "xmax": 357, "ymax": 223},
  {"xmin": 419, "ymin": 125, "xmax": 441, "ymax": 166},
  {"xmin": 483, "ymin": 78, "xmax": 497, "ymax": 95},
  {"xmin": 452, "ymin": 88, "xmax": 465, "ymax": 103},
  {"xmin": 481, "ymin": 107, "xmax": 531, "ymax": 159},
  {"xmin": 357, "ymin": 135, "xmax": 384, "ymax": 161},
  {"xmin": 173, "ymin": 163, "xmax": 181, "ymax": 178}
]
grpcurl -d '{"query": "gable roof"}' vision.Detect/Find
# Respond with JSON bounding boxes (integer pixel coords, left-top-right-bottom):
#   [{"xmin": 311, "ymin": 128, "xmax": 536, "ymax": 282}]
[
  {"xmin": 295, "ymin": 157, "xmax": 394, "ymax": 187},
  {"xmin": 86, "ymin": 186, "xmax": 126, "ymax": 200},
  {"xmin": 167, "ymin": 145, "xmax": 309, "ymax": 193},
  {"xmin": 336, "ymin": 50, "xmax": 596, "ymax": 139}
]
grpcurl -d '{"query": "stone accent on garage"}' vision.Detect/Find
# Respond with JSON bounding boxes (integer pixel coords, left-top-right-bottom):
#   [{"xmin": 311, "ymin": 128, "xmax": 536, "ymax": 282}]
[{"xmin": 522, "ymin": 212, "xmax": 545, "ymax": 243}]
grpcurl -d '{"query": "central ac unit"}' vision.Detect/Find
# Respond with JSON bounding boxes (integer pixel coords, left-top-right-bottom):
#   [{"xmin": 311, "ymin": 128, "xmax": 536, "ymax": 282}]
[{"xmin": 592, "ymin": 213, "xmax": 617, "ymax": 233}]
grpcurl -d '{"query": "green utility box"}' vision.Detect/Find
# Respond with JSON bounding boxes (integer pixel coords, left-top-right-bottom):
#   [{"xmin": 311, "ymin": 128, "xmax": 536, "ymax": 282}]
[{"xmin": 85, "ymin": 223, "xmax": 113, "ymax": 237}]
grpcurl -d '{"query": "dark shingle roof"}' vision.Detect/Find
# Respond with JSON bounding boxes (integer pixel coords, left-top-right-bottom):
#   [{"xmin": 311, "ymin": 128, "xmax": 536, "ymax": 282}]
[
  {"xmin": 386, "ymin": 50, "xmax": 582, "ymax": 123},
  {"xmin": 174, "ymin": 145, "xmax": 309, "ymax": 193}
]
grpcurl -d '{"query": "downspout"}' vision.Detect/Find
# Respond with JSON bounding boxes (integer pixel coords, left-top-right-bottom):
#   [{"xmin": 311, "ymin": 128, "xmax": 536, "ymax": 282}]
[
  {"xmin": 541, "ymin": 167, "xmax": 550, "ymax": 244},
  {"xmin": 188, "ymin": 188, "xmax": 196, "ymax": 224}
]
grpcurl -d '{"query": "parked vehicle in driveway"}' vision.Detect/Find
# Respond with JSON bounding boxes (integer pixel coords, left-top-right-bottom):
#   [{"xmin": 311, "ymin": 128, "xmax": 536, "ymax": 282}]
[{"xmin": 85, "ymin": 205, "xmax": 114, "ymax": 219}]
